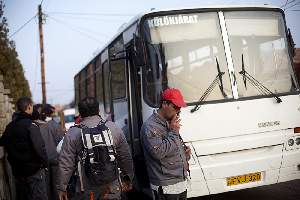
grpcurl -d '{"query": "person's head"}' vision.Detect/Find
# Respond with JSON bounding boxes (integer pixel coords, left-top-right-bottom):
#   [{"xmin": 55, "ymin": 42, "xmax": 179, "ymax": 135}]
[
  {"xmin": 78, "ymin": 97, "xmax": 99, "ymax": 118},
  {"xmin": 42, "ymin": 104, "xmax": 55, "ymax": 118},
  {"xmin": 159, "ymin": 88, "xmax": 186, "ymax": 121},
  {"xmin": 31, "ymin": 105, "xmax": 41, "ymax": 121},
  {"xmin": 16, "ymin": 97, "xmax": 33, "ymax": 115},
  {"xmin": 34, "ymin": 104, "xmax": 43, "ymax": 114}
]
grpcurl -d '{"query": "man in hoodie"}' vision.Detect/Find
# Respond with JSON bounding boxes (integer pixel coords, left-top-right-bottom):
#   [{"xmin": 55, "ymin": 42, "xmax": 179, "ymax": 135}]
[
  {"xmin": 0, "ymin": 97, "xmax": 48, "ymax": 200},
  {"xmin": 140, "ymin": 88, "xmax": 191, "ymax": 200}
]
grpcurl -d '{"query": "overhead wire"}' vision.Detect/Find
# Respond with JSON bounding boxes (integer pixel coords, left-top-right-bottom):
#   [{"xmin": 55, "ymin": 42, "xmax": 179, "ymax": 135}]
[
  {"xmin": 280, "ymin": 0, "xmax": 297, "ymax": 8},
  {"xmin": 47, "ymin": 15, "xmax": 105, "ymax": 43},
  {"xmin": 46, "ymin": 11, "xmax": 135, "ymax": 17},
  {"xmin": 50, "ymin": 15, "xmax": 110, "ymax": 39},
  {"xmin": 48, "ymin": 14, "xmax": 126, "ymax": 23},
  {"xmin": 9, "ymin": 15, "xmax": 37, "ymax": 38},
  {"xmin": 282, "ymin": 0, "xmax": 289, "ymax": 10},
  {"xmin": 285, "ymin": 1, "xmax": 300, "ymax": 10}
]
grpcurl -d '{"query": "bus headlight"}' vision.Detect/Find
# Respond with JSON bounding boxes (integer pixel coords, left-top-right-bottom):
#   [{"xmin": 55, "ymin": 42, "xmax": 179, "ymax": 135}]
[{"xmin": 288, "ymin": 139, "xmax": 294, "ymax": 146}]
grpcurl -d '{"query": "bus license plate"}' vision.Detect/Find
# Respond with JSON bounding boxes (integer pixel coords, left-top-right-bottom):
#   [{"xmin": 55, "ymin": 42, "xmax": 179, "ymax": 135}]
[{"xmin": 226, "ymin": 172, "xmax": 262, "ymax": 186}]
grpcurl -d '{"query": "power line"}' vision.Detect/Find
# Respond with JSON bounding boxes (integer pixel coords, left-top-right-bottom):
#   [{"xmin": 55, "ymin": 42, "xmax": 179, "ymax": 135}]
[
  {"xmin": 285, "ymin": 1, "xmax": 300, "ymax": 10},
  {"xmin": 46, "ymin": 11, "xmax": 135, "ymax": 17},
  {"xmin": 49, "ymin": 14, "xmax": 126, "ymax": 23},
  {"xmin": 280, "ymin": 0, "xmax": 297, "ymax": 8},
  {"xmin": 48, "ymin": 16, "xmax": 105, "ymax": 43},
  {"xmin": 48, "ymin": 15, "xmax": 110, "ymax": 39},
  {"xmin": 9, "ymin": 15, "xmax": 37, "ymax": 38},
  {"xmin": 282, "ymin": 0, "xmax": 289, "ymax": 10}
]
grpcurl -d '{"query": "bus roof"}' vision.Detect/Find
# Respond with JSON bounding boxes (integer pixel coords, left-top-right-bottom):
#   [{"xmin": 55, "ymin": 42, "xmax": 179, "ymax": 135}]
[{"xmin": 75, "ymin": 4, "xmax": 282, "ymax": 77}]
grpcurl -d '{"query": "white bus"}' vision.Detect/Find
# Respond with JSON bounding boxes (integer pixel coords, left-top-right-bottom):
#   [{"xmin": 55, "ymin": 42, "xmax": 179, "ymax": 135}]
[{"xmin": 74, "ymin": 5, "xmax": 300, "ymax": 198}]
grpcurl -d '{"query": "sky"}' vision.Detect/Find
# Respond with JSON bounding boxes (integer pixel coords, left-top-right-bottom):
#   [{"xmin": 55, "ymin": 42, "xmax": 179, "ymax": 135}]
[{"xmin": 3, "ymin": 0, "xmax": 300, "ymax": 105}]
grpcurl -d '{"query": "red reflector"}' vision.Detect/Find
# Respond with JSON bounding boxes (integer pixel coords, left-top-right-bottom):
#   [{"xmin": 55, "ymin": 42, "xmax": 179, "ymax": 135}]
[{"xmin": 294, "ymin": 127, "xmax": 300, "ymax": 133}]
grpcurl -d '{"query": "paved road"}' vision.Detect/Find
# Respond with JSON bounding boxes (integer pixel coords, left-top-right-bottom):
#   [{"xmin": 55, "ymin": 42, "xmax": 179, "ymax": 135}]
[{"xmin": 191, "ymin": 180, "xmax": 300, "ymax": 200}]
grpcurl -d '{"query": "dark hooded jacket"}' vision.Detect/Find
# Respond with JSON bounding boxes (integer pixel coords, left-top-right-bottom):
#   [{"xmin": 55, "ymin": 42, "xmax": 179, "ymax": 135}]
[{"xmin": 0, "ymin": 112, "xmax": 48, "ymax": 177}]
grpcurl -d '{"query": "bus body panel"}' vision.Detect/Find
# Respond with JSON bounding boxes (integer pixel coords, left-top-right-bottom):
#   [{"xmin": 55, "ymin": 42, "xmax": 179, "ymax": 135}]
[
  {"xmin": 180, "ymin": 95, "xmax": 300, "ymax": 143},
  {"xmin": 197, "ymin": 145, "xmax": 282, "ymax": 194},
  {"xmin": 191, "ymin": 129, "xmax": 290, "ymax": 156}
]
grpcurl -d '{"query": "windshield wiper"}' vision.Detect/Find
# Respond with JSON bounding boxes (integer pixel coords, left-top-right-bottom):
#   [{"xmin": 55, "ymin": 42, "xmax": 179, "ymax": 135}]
[
  {"xmin": 239, "ymin": 54, "xmax": 282, "ymax": 103},
  {"xmin": 191, "ymin": 58, "xmax": 225, "ymax": 113},
  {"xmin": 216, "ymin": 57, "xmax": 227, "ymax": 98}
]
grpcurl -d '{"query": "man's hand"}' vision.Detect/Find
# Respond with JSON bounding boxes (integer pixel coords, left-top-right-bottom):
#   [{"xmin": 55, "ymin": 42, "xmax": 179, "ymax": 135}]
[
  {"xmin": 184, "ymin": 145, "xmax": 192, "ymax": 160},
  {"xmin": 58, "ymin": 191, "xmax": 68, "ymax": 200},
  {"xmin": 121, "ymin": 181, "xmax": 133, "ymax": 192},
  {"xmin": 169, "ymin": 115, "xmax": 181, "ymax": 134}
]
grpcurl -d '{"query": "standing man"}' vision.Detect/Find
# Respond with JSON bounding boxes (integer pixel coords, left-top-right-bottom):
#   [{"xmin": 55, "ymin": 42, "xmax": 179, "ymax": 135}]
[
  {"xmin": 140, "ymin": 88, "xmax": 191, "ymax": 200},
  {"xmin": 0, "ymin": 97, "xmax": 48, "ymax": 200},
  {"xmin": 32, "ymin": 104, "xmax": 65, "ymax": 200},
  {"xmin": 57, "ymin": 97, "xmax": 134, "ymax": 200}
]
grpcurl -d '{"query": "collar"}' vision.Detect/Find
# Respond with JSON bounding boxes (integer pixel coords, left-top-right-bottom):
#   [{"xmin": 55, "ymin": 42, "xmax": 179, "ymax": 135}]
[
  {"xmin": 13, "ymin": 111, "xmax": 32, "ymax": 121},
  {"xmin": 153, "ymin": 110, "xmax": 168, "ymax": 128},
  {"xmin": 80, "ymin": 115, "xmax": 103, "ymax": 127}
]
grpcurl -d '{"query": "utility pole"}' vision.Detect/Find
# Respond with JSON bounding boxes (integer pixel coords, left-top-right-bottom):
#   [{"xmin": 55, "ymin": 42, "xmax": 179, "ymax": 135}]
[{"xmin": 38, "ymin": 4, "xmax": 47, "ymax": 104}]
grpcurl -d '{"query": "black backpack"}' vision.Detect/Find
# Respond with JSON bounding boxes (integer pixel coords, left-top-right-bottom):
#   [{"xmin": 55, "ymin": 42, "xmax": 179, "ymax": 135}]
[{"xmin": 77, "ymin": 121, "xmax": 119, "ymax": 185}]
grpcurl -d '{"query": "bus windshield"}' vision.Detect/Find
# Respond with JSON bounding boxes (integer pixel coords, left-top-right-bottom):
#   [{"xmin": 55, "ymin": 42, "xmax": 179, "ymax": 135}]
[
  {"xmin": 142, "ymin": 10, "xmax": 298, "ymax": 107},
  {"xmin": 142, "ymin": 12, "xmax": 232, "ymax": 106},
  {"xmin": 224, "ymin": 11, "xmax": 298, "ymax": 98}
]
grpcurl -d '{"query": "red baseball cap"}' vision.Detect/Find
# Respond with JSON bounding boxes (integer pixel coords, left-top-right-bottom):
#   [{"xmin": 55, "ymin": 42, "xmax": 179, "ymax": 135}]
[{"xmin": 161, "ymin": 88, "xmax": 187, "ymax": 108}]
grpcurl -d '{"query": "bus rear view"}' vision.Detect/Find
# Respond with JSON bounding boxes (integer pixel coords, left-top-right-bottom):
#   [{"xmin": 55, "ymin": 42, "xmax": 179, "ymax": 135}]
[{"xmin": 140, "ymin": 6, "xmax": 300, "ymax": 197}]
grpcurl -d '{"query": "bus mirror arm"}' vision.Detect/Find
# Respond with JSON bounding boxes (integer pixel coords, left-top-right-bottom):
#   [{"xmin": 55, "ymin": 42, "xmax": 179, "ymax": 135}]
[
  {"xmin": 287, "ymin": 28, "xmax": 295, "ymax": 57},
  {"xmin": 132, "ymin": 33, "xmax": 147, "ymax": 68}
]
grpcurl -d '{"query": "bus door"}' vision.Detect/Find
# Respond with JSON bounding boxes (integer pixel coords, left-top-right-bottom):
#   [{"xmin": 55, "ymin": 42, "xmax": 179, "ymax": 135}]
[{"xmin": 108, "ymin": 36, "xmax": 130, "ymax": 136}]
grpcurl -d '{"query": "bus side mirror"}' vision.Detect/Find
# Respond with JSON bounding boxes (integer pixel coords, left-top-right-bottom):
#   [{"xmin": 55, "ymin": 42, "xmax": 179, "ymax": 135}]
[{"xmin": 133, "ymin": 33, "xmax": 146, "ymax": 67}]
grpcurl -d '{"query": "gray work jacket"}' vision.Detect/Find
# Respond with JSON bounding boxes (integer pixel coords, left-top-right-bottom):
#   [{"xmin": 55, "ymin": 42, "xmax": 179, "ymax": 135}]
[
  {"xmin": 140, "ymin": 112, "xmax": 188, "ymax": 186},
  {"xmin": 56, "ymin": 115, "xmax": 134, "ymax": 192}
]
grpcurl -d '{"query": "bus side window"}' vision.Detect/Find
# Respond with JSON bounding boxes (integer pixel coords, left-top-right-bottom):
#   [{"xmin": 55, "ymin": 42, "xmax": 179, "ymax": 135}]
[{"xmin": 103, "ymin": 60, "xmax": 111, "ymax": 114}]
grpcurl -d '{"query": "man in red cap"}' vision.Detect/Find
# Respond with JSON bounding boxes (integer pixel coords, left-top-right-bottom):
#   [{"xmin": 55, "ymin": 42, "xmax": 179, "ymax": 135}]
[{"xmin": 140, "ymin": 88, "xmax": 191, "ymax": 200}]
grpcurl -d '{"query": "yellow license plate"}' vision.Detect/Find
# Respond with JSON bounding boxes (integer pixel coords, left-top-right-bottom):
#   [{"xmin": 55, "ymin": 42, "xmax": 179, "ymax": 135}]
[{"xmin": 226, "ymin": 172, "xmax": 262, "ymax": 186}]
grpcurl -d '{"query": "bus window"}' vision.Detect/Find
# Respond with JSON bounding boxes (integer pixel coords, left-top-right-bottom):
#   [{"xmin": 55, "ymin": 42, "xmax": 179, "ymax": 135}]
[
  {"xmin": 109, "ymin": 36, "xmax": 126, "ymax": 100},
  {"xmin": 79, "ymin": 68, "xmax": 87, "ymax": 100},
  {"xmin": 142, "ymin": 12, "xmax": 231, "ymax": 107},
  {"xmin": 103, "ymin": 61, "xmax": 111, "ymax": 113},
  {"xmin": 74, "ymin": 74, "xmax": 80, "ymax": 106},
  {"xmin": 87, "ymin": 63, "xmax": 95, "ymax": 97},
  {"xmin": 95, "ymin": 56, "xmax": 104, "ymax": 103},
  {"xmin": 224, "ymin": 11, "xmax": 298, "ymax": 98}
]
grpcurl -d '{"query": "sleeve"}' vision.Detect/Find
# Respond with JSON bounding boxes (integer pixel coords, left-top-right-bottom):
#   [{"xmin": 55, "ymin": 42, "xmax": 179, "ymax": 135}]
[
  {"xmin": 51, "ymin": 121, "xmax": 65, "ymax": 145},
  {"xmin": 56, "ymin": 128, "xmax": 80, "ymax": 192},
  {"xmin": 141, "ymin": 125, "xmax": 181, "ymax": 160},
  {"xmin": 28, "ymin": 122, "xmax": 48, "ymax": 166},
  {"xmin": 0, "ymin": 126, "xmax": 8, "ymax": 146},
  {"xmin": 109, "ymin": 122, "xmax": 134, "ymax": 181}
]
